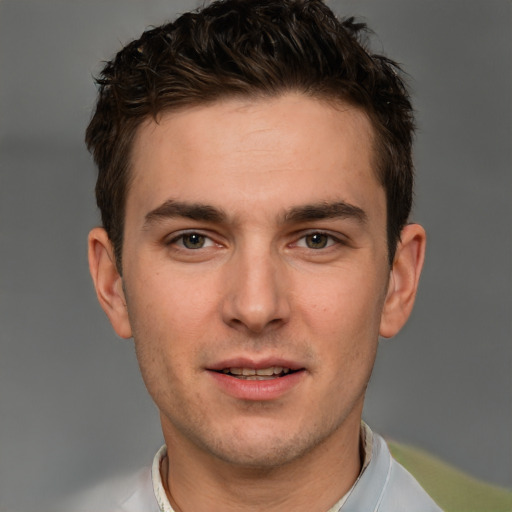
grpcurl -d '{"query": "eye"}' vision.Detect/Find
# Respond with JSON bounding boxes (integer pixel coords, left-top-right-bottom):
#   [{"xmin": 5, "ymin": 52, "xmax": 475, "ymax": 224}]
[
  {"xmin": 296, "ymin": 232, "xmax": 338, "ymax": 249},
  {"xmin": 171, "ymin": 232, "xmax": 215, "ymax": 250}
]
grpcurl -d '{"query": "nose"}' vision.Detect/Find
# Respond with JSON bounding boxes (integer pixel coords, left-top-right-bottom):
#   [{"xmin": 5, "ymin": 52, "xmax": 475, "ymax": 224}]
[{"xmin": 221, "ymin": 245, "xmax": 290, "ymax": 334}]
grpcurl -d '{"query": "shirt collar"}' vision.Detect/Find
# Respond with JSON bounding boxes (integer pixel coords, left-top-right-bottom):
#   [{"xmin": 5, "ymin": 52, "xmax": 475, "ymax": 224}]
[{"xmin": 151, "ymin": 422, "xmax": 374, "ymax": 512}]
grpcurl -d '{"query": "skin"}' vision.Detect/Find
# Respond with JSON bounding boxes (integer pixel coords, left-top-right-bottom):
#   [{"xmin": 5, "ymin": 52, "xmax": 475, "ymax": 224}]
[{"xmin": 89, "ymin": 93, "xmax": 426, "ymax": 512}]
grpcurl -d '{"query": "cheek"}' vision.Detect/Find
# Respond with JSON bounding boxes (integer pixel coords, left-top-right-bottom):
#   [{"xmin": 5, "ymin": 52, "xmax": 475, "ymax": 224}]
[
  {"xmin": 126, "ymin": 267, "xmax": 224, "ymax": 376},
  {"xmin": 130, "ymin": 266, "xmax": 219, "ymax": 327},
  {"xmin": 299, "ymin": 270, "xmax": 385, "ymax": 330},
  {"xmin": 297, "ymin": 270, "xmax": 385, "ymax": 369}
]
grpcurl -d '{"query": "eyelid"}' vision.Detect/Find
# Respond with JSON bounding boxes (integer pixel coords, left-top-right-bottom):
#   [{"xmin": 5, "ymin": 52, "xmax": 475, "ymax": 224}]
[
  {"xmin": 292, "ymin": 230, "xmax": 346, "ymax": 249},
  {"xmin": 166, "ymin": 229, "xmax": 218, "ymax": 248}
]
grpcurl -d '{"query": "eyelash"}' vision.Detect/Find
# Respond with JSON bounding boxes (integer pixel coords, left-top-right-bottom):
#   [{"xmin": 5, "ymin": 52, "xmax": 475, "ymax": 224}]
[
  {"xmin": 292, "ymin": 231, "xmax": 344, "ymax": 250},
  {"xmin": 166, "ymin": 230, "xmax": 344, "ymax": 251},
  {"xmin": 167, "ymin": 231, "xmax": 217, "ymax": 250}
]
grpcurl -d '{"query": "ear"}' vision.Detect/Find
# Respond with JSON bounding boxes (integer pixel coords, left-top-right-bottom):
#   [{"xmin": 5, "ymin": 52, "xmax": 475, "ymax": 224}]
[
  {"xmin": 88, "ymin": 227, "xmax": 132, "ymax": 339},
  {"xmin": 379, "ymin": 223, "xmax": 426, "ymax": 338}
]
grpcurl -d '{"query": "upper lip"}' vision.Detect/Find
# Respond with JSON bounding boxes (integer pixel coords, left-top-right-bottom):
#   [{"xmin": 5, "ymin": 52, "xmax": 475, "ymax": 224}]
[{"xmin": 207, "ymin": 356, "xmax": 305, "ymax": 372}]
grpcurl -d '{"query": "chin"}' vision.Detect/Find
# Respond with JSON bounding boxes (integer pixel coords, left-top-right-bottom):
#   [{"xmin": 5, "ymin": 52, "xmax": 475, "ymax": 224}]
[
  {"xmin": 211, "ymin": 440, "xmax": 311, "ymax": 469},
  {"xmin": 197, "ymin": 420, "xmax": 339, "ymax": 470}
]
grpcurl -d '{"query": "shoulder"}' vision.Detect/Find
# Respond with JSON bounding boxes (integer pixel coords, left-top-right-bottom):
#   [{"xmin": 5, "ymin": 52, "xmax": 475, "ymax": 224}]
[
  {"xmin": 388, "ymin": 439, "xmax": 512, "ymax": 512},
  {"xmin": 373, "ymin": 433, "xmax": 444, "ymax": 511},
  {"xmin": 343, "ymin": 430, "xmax": 443, "ymax": 511},
  {"xmin": 379, "ymin": 447, "xmax": 443, "ymax": 511},
  {"xmin": 56, "ymin": 466, "xmax": 160, "ymax": 512}
]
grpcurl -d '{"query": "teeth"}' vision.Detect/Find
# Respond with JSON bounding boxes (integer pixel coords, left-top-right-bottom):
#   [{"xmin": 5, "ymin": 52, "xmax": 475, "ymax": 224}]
[
  {"xmin": 223, "ymin": 366, "xmax": 292, "ymax": 377},
  {"xmin": 255, "ymin": 367, "xmax": 273, "ymax": 376},
  {"xmin": 244, "ymin": 375, "xmax": 277, "ymax": 380}
]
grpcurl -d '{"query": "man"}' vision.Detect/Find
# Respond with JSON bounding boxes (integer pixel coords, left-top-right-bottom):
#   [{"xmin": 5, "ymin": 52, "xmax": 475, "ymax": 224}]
[{"xmin": 81, "ymin": 0, "xmax": 439, "ymax": 510}]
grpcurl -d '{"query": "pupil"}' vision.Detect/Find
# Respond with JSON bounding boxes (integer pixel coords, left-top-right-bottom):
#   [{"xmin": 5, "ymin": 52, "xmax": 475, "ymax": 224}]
[
  {"xmin": 183, "ymin": 233, "xmax": 205, "ymax": 249},
  {"xmin": 307, "ymin": 233, "xmax": 328, "ymax": 249}
]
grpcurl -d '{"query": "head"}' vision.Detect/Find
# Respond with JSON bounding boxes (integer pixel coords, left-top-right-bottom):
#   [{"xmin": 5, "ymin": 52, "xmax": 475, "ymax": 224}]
[
  {"xmin": 86, "ymin": 0, "xmax": 425, "ymax": 482},
  {"xmin": 86, "ymin": 0, "xmax": 414, "ymax": 272}
]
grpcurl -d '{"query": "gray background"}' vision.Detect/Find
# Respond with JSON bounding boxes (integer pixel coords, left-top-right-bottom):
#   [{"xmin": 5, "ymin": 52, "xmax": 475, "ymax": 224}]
[{"xmin": 0, "ymin": 1, "xmax": 510, "ymax": 510}]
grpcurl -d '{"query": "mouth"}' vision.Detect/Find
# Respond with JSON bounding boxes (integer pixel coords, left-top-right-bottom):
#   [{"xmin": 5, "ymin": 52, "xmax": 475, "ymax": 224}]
[
  {"xmin": 216, "ymin": 366, "xmax": 299, "ymax": 380},
  {"xmin": 207, "ymin": 361, "xmax": 305, "ymax": 400}
]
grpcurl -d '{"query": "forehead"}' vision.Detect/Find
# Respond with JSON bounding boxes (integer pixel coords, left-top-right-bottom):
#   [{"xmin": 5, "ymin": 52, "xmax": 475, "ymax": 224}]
[{"xmin": 127, "ymin": 94, "xmax": 382, "ymax": 221}]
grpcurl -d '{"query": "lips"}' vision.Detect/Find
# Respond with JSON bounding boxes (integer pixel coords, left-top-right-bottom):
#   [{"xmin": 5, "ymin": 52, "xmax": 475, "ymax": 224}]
[
  {"xmin": 208, "ymin": 357, "xmax": 303, "ymax": 372},
  {"xmin": 219, "ymin": 366, "xmax": 293, "ymax": 380},
  {"xmin": 207, "ymin": 358, "xmax": 305, "ymax": 400}
]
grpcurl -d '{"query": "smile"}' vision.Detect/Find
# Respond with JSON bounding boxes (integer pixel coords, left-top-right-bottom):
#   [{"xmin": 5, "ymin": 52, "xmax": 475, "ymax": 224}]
[
  {"xmin": 208, "ymin": 363, "xmax": 305, "ymax": 400},
  {"xmin": 220, "ymin": 367, "xmax": 293, "ymax": 380}
]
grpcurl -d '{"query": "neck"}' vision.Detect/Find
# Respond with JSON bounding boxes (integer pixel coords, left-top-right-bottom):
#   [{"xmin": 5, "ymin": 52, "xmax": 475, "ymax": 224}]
[{"xmin": 160, "ymin": 415, "xmax": 363, "ymax": 512}]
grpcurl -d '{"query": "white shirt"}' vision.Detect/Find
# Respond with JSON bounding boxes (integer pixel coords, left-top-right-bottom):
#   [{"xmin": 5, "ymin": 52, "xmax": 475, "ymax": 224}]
[{"xmin": 61, "ymin": 425, "xmax": 442, "ymax": 511}]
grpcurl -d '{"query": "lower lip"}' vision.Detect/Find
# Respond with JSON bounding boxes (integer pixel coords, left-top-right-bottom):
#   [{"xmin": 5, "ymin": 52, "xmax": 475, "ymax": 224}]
[{"xmin": 207, "ymin": 370, "xmax": 305, "ymax": 401}]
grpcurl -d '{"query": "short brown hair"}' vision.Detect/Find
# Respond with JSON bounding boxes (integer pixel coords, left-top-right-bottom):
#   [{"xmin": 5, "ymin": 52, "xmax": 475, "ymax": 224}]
[{"xmin": 86, "ymin": 0, "xmax": 415, "ymax": 270}]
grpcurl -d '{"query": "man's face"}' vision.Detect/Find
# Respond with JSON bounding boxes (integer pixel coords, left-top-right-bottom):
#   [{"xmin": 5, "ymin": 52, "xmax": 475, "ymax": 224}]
[{"xmin": 113, "ymin": 94, "xmax": 393, "ymax": 467}]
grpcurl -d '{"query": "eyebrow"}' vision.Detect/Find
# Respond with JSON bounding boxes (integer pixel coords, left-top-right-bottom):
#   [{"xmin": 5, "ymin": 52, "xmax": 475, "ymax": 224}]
[
  {"xmin": 144, "ymin": 199, "xmax": 227, "ymax": 227},
  {"xmin": 283, "ymin": 201, "xmax": 367, "ymax": 224},
  {"xmin": 143, "ymin": 199, "xmax": 367, "ymax": 228}
]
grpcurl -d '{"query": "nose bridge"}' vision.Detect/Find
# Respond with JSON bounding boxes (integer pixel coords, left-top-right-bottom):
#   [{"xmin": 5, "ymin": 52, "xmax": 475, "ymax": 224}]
[{"xmin": 222, "ymin": 236, "xmax": 289, "ymax": 333}]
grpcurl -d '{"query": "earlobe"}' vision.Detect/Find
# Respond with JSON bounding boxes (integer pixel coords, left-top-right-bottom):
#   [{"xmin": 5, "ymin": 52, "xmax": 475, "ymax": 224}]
[
  {"xmin": 88, "ymin": 227, "xmax": 133, "ymax": 339},
  {"xmin": 379, "ymin": 224, "xmax": 426, "ymax": 339}
]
